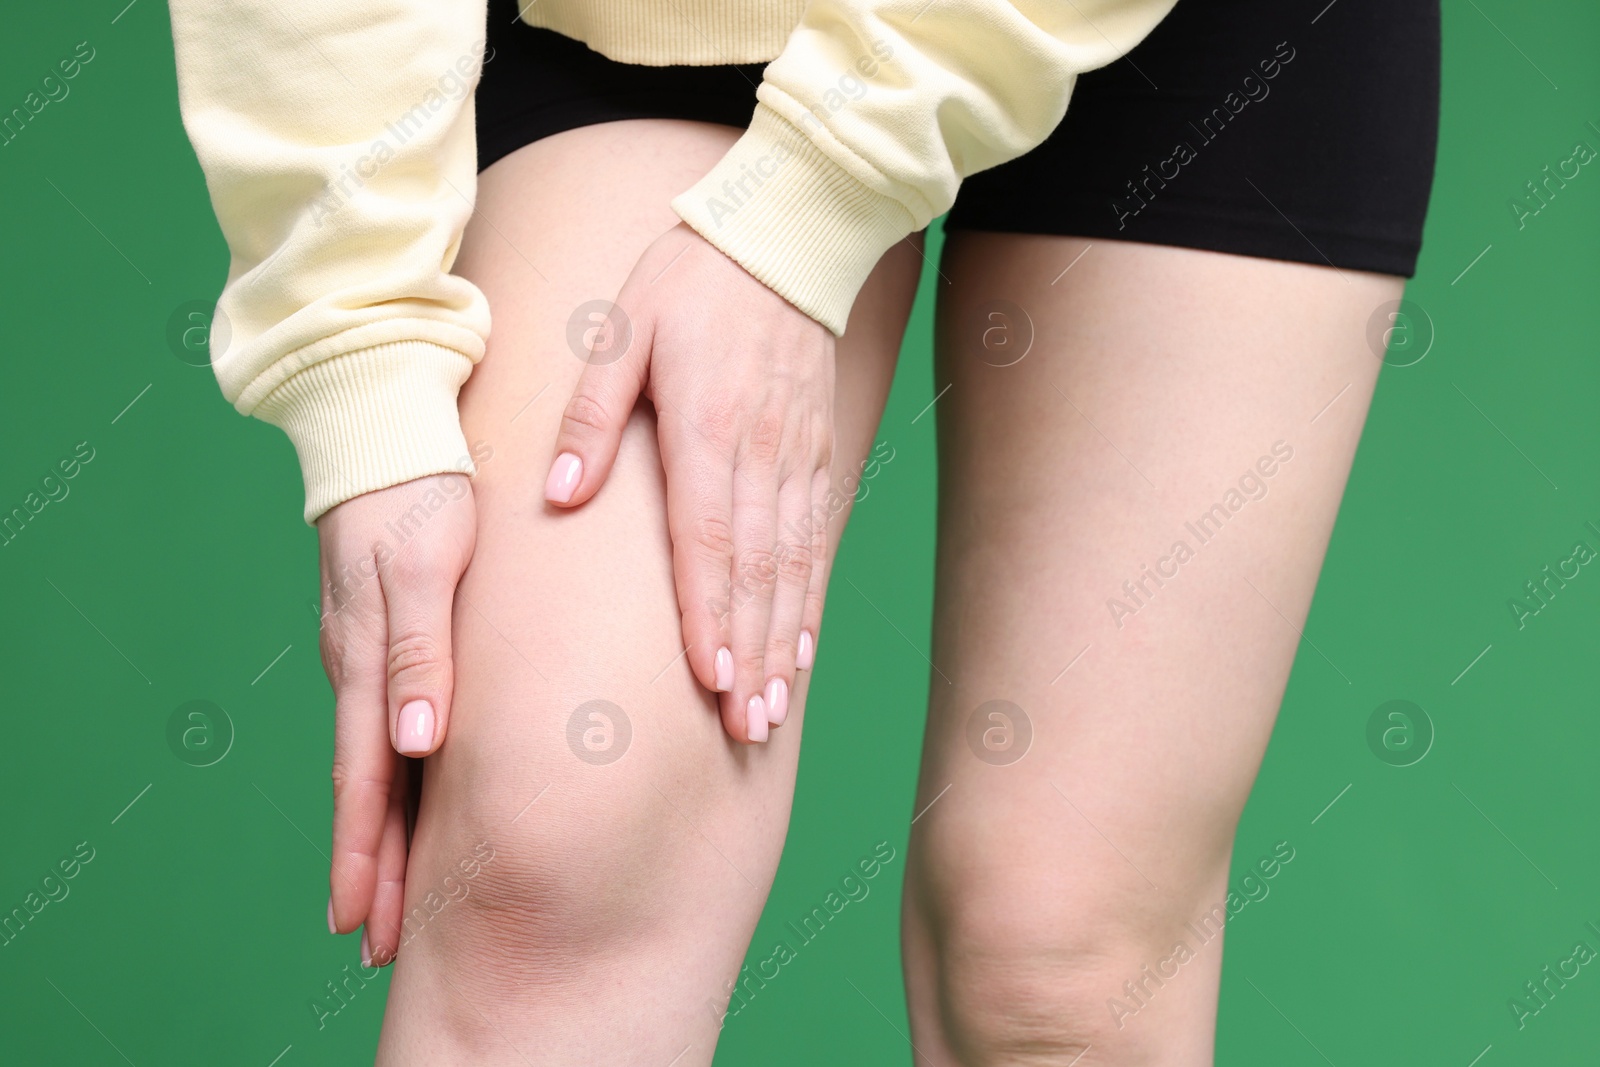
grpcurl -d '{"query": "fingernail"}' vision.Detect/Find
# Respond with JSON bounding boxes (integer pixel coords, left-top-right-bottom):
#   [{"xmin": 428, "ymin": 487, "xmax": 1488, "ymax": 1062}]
[
  {"xmin": 714, "ymin": 647, "xmax": 734, "ymax": 691},
  {"xmin": 361, "ymin": 928, "xmax": 372, "ymax": 968},
  {"xmin": 765, "ymin": 677, "xmax": 788, "ymax": 726},
  {"xmin": 397, "ymin": 699, "xmax": 435, "ymax": 755},
  {"xmin": 327, "ymin": 897, "xmax": 336, "ymax": 935},
  {"xmin": 797, "ymin": 630, "xmax": 815, "ymax": 670},
  {"xmin": 747, "ymin": 695, "xmax": 769, "ymax": 743},
  {"xmin": 545, "ymin": 451, "xmax": 582, "ymax": 503}
]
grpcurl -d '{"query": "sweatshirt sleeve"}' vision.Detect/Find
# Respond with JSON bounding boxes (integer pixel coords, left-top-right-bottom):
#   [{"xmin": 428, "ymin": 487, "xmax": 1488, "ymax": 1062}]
[
  {"xmin": 168, "ymin": 0, "xmax": 492, "ymax": 524},
  {"xmin": 671, "ymin": 0, "xmax": 1179, "ymax": 335}
]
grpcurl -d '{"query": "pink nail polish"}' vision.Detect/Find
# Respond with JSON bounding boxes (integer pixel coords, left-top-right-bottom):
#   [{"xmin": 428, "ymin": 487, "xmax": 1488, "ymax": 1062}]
[
  {"xmin": 396, "ymin": 699, "xmax": 435, "ymax": 755},
  {"xmin": 747, "ymin": 695, "xmax": 768, "ymax": 743},
  {"xmin": 327, "ymin": 897, "xmax": 336, "ymax": 934},
  {"xmin": 797, "ymin": 630, "xmax": 815, "ymax": 670},
  {"xmin": 545, "ymin": 451, "xmax": 582, "ymax": 503},
  {"xmin": 766, "ymin": 677, "xmax": 788, "ymax": 726},
  {"xmin": 361, "ymin": 929, "xmax": 372, "ymax": 968},
  {"xmin": 714, "ymin": 647, "xmax": 734, "ymax": 692}
]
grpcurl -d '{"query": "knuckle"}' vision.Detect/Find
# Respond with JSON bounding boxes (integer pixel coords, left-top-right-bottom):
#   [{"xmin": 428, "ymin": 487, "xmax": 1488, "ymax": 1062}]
[
  {"xmin": 695, "ymin": 402, "xmax": 740, "ymax": 451},
  {"xmin": 693, "ymin": 578, "xmax": 734, "ymax": 629},
  {"xmin": 690, "ymin": 513, "xmax": 736, "ymax": 561},
  {"xmin": 329, "ymin": 759, "xmax": 387, "ymax": 809},
  {"xmin": 814, "ymin": 442, "xmax": 835, "ymax": 472},
  {"xmin": 561, "ymin": 391, "xmax": 612, "ymax": 438},
  {"xmin": 736, "ymin": 547, "xmax": 778, "ymax": 589},
  {"xmin": 813, "ymin": 427, "xmax": 836, "ymax": 468},
  {"xmin": 766, "ymin": 631, "xmax": 799, "ymax": 664},
  {"xmin": 387, "ymin": 630, "xmax": 445, "ymax": 688},
  {"xmin": 319, "ymin": 629, "xmax": 346, "ymax": 682},
  {"xmin": 777, "ymin": 540, "xmax": 812, "ymax": 583},
  {"xmin": 735, "ymin": 642, "xmax": 766, "ymax": 672},
  {"xmin": 777, "ymin": 543, "xmax": 812, "ymax": 575},
  {"xmin": 746, "ymin": 411, "xmax": 785, "ymax": 462},
  {"xmin": 319, "ymin": 614, "xmax": 379, "ymax": 688},
  {"xmin": 329, "ymin": 759, "xmax": 356, "ymax": 800},
  {"xmin": 695, "ymin": 600, "xmax": 732, "ymax": 638}
]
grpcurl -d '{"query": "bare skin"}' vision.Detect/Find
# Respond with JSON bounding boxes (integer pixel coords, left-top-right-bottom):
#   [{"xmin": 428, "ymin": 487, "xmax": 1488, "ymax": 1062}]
[
  {"xmin": 370, "ymin": 118, "xmax": 920, "ymax": 1065},
  {"xmin": 902, "ymin": 233, "xmax": 1397, "ymax": 1064},
  {"xmin": 331, "ymin": 121, "xmax": 1401, "ymax": 1063}
]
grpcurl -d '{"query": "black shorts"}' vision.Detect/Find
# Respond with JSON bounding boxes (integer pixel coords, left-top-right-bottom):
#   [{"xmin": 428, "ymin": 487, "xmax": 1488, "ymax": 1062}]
[{"xmin": 476, "ymin": 0, "xmax": 1439, "ymax": 276}]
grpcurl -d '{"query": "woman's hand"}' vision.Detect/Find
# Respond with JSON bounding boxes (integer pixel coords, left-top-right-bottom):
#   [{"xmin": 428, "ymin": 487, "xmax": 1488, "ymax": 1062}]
[
  {"xmin": 546, "ymin": 223, "xmax": 833, "ymax": 744},
  {"xmin": 316, "ymin": 473, "xmax": 476, "ymax": 963}
]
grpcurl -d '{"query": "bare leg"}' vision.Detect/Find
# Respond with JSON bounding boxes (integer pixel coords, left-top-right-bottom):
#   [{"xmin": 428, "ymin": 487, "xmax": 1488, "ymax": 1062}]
[
  {"xmin": 903, "ymin": 233, "xmax": 1399, "ymax": 1065},
  {"xmin": 373, "ymin": 120, "xmax": 921, "ymax": 1065}
]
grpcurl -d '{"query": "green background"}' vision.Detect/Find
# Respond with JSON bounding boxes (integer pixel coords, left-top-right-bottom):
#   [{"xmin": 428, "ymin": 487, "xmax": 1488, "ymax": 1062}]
[{"xmin": 2, "ymin": 1, "xmax": 1598, "ymax": 1063}]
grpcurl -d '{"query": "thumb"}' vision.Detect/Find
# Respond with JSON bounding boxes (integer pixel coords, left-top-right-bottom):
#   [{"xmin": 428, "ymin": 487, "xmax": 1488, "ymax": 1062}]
[
  {"xmin": 382, "ymin": 549, "xmax": 465, "ymax": 758},
  {"xmin": 546, "ymin": 300, "xmax": 649, "ymax": 507}
]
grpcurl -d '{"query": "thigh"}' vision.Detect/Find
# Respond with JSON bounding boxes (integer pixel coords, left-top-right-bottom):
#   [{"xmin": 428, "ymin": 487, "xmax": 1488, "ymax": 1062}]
[
  {"xmin": 903, "ymin": 232, "xmax": 1399, "ymax": 1061},
  {"xmin": 376, "ymin": 119, "xmax": 920, "ymax": 1065}
]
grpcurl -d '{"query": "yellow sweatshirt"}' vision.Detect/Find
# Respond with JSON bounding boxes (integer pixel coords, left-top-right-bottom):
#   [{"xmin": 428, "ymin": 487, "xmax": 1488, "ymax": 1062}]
[{"xmin": 167, "ymin": 0, "xmax": 1176, "ymax": 523}]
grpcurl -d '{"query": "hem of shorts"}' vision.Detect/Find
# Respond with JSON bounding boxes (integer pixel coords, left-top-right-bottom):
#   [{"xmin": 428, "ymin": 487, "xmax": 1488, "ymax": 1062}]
[
  {"xmin": 477, "ymin": 89, "xmax": 760, "ymax": 172},
  {"xmin": 943, "ymin": 202, "xmax": 1423, "ymax": 278}
]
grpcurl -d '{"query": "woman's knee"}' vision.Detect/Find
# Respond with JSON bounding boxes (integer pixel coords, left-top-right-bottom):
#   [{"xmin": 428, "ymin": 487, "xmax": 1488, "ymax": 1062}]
[
  {"xmin": 401, "ymin": 671, "xmax": 794, "ymax": 1002},
  {"xmin": 915, "ymin": 887, "xmax": 1230, "ymax": 1064},
  {"xmin": 906, "ymin": 794, "xmax": 1236, "ymax": 1063}
]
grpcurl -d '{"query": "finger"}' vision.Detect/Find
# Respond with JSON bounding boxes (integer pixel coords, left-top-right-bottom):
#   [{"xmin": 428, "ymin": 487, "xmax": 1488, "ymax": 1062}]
[
  {"xmin": 325, "ymin": 588, "xmax": 394, "ymax": 936},
  {"xmin": 761, "ymin": 464, "xmax": 816, "ymax": 729},
  {"xmin": 364, "ymin": 752, "xmax": 409, "ymax": 967},
  {"xmin": 726, "ymin": 434, "xmax": 782, "ymax": 744},
  {"xmin": 380, "ymin": 543, "xmax": 462, "ymax": 758},
  {"xmin": 546, "ymin": 304, "xmax": 649, "ymax": 507},
  {"xmin": 661, "ymin": 407, "xmax": 737, "ymax": 702},
  {"xmin": 797, "ymin": 464, "xmax": 834, "ymax": 672}
]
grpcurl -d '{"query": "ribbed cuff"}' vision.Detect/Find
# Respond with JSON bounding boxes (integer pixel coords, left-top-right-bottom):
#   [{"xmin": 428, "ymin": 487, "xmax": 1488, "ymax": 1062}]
[
  {"xmin": 251, "ymin": 340, "xmax": 478, "ymax": 525},
  {"xmin": 519, "ymin": 1, "xmax": 804, "ymax": 65},
  {"xmin": 672, "ymin": 104, "xmax": 917, "ymax": 336}
]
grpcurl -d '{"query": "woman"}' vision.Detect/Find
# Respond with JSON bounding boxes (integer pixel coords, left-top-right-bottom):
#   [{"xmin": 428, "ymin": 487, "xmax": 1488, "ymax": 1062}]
[{"xmin": 167, "ymin": 0, "xmax": 1437, "ymax": 1060}]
